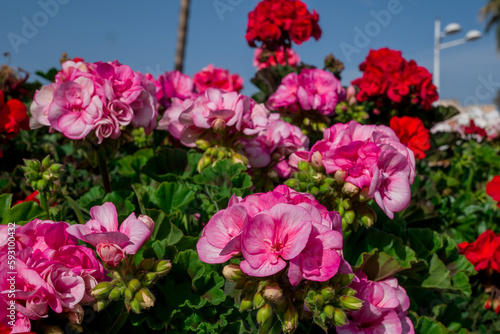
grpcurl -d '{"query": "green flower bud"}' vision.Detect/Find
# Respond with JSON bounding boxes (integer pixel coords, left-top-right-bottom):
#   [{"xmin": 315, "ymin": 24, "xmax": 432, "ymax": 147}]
[
  {"xmin": 314, "ymin": 294, "xmax": 324, "ymax": 307},
  {"xmin": 334, "ymin": 308, "xmax": 348, "ymax": 326},
  {"xmin": 28, "ymin": 160, "xmax": 41, "ymax": 171},
  {"xmin": 42, "ymin": 156, "xmax": 51, "ymax": 169},
  {"xmin": 42, "ymin": 170, "xmax": 52, "ymax": 181},
  {"xmin": 253, "ymin": 291, "xmax": 265, "ymax": 309},
  {"xmin": 339, "ymin": 287, "xmax": 356, "ymax": 296},
  {"xmin": 263, "ymin": 283, "xmax": 283, "ymax": 303},
  {"xmin": 139, "ymin": 258, "xmax": 155, "ymax": 271},
  {"xmin": 222, "ymin": 264, "xmax": 246, "ymax": 282},
  {"xmin": 310, "ymin": 186, "xmax": 319, "ymax": 197},
  {"xmin": 37, "ymin": 179, "xmax": 47, "ymax": 191},
  {"xmin": 218, "ymin": 149, "xmax": 227, "ymax": 160},
  {"xmin": 324, "ymin": 305, "xmax": 335, "ymax": 319},
  {"xmin": 256, "ymin": 303, "xmax": 272, "ymax": 325},
  {"xmin": 342, "ymin": 199, "xmax": 352, "ymax": 210},
  {"xmin": 344, "ymin": 210, "xmax": 355, "ymax": 225},
  {"xmin": 283, "ymin": 305, "xmax": 298, "ymax": 333},
  {"xmin": 197, "ymin": 156, "xmax": 212, "ymax": 172},
  {"xmin": 285, "ymin": 178, "xmax": 297, "ymax": 189},
  {"xmin": 337, "ymin": 205, "xmax": 345, "ymax": 217},
  {"xmin": 141, "ymin": 272, "xmax": 157, "ymax": 287},
  {"xmin": 299, "ymin": 182, "xmax": 308, "ymax": 192},
  {"xmin": 124, "ymin": 288, "xmax": 134, "ymax": 300},
  {"xmin": 91, "ymin": 282, "xmax": 114, "ymax": 299},
  {"xmin": 195, "ymin": 139, "xmax": 210, "ymax": 151},
  {"xmin": 340, "ymin": 296, "xmax": 363, "ymax": 310},
  {"xmin": 320, "ymin": 286, "xmax": 334, "ymax": 301},
  {"xmin": 239, "ymin": 295, "xmax": 253, "ymax": 312},
  {"xmin": 358, "ymin": 205, "xmax": 377, "ymax": 228},
  {"xmin": 49, "ymin": 163, "xmax": 63, "ymax": 174},
  {"xmin": 135, "ymin": 288, "xmax": 156, "ymax": 309},
  {"xmin": 340, "ymin": 274, "xmax": 355, "ymax": 287},
  {"xmin": 297, "ymin": 171, "xmax": 308, "ymax": 182},
  {"xmin": 298, "ymin": 160, "xmax": 309, "ymax": 172},
  {"xmin": 129, "ymin": 299, "xmax": 141, "ymax": 314},
  {"xmin": 27, "ymin": 171, "xmax": 39, "ymax": 181},
  {"xmin": 334, "ymin": 170, "xmax": 347, "ymax": 183},
  {"xmin": 42, "ymin": 325, "xmax": 64, "ymax": 334},
  {"xmin": 319, "ymin": 184, "xmax": 330, "ymax": 194},
  {"xmin": 93, "ymin": 300, "xmax": 110, "ymax": 312},
  {"xmin": 323, "ymin": 177, "xmax": 335, "ymax": 186},
  {"xmin": 109, "ymin": 287, "xmax": 122, "ymax": 301},
  {"xmin": 128, "ymin": 279, "xmax": 141, "ymax": 292},
  {"xmin": 154, "ymin": 259, "xmax": 172, "ymax": 276},
  {"xmin": 358, "ymin": 187, "xmax": 370, "ymax": 202}
]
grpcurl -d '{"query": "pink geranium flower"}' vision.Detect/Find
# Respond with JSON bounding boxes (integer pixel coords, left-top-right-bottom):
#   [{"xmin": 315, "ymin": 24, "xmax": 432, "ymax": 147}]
[
  {"xmin": 240, "ymin": 203, "xmax": 312, "ymax": 277},
  {"xmin": 193, "ymin": 64, "xmax": 243, "ymax": 93},
  {"xmin": 196, "ymin": 204, "xmax": 248, "ymax": 264},
  {"xmin": 67, "ymin": 202, "xmax": 152, "ymax": 267}
]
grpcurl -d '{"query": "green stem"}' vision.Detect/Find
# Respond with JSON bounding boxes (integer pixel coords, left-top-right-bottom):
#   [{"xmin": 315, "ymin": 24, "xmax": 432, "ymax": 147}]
[
  {"xmin": 97, "ymin": 147, "xmax": 112, "ymax": 194},
  {"xmin": 108, "ymin": 303, "xmax": 129, "ymax": 334},
  {"xmin": 39, "ymin": 192, "xmax": 50, "ymax": 220}
]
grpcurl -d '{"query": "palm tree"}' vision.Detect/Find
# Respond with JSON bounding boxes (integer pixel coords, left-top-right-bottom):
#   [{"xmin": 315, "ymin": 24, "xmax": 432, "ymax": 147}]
[{"xmin": 480, "ymin": 0, "xmax": 500, "ymax": 49}]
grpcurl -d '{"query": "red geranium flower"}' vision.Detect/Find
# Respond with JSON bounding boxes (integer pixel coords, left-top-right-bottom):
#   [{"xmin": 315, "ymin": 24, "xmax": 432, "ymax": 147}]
[
  {"xmin": 458, "ymin": 230, "xmax": 500, "ymax": 273},
  {"xmin": 0, "ymin": 90, "xmax": 29, "ymax": 138},
  {"xmin": 486, "ymin": 176, "xmax": 500, "ymax": 208},
  {"xmin": 14, "ymin": 191, "xmax": 40, "ymax": 206},
  {"xmin": 389, "ymin": 116, "xmax": 430, "ymax": 159},
  {"xmin": 464, "ymin": 120, "xmax": 487, "ymax": 138}
]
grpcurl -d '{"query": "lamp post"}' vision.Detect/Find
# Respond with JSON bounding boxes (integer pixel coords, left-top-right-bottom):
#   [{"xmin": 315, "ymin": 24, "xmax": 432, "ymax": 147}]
[{"xmin": 433, "ymin": 18, "xmax": 482, "ymax": 92}]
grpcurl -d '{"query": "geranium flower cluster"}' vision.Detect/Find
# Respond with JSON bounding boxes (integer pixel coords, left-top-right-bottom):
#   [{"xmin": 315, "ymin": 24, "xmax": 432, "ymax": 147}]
[
  {"xmin": 145, "ymin": 70, "xmax": 195, "ymax": 111},
  {"xmin": 458, "ymin": 230, "xmax": 500, "ymax": 273},
  {"xmin": 338, "ymin": 271, "xmax": 414, "ymax": 334},
  {"xmin": 193, "ymin": 64, "xmax": 243, "ymax": 94},
  {"xmin": 30, "ymin": 59, "xmax": 157, "ymax": 143},
  {"xmin": 0, "ymin": 90, "xmax": 28, "ymax": 139},
  {"xmin": 487, "ymin": 176, "xmax": 500, "ymax": 208},
  {"xmin": 0, "ymin": 219, "xmax": 107, "ymax": 333},
  {"xmin": 389, "ymin": 116, "xmax": 430, "ymax": 159},
  {"xmin": 241, "ymin": 118, "xmax": 309, "ymax": 178},
  {"xmin": 67, "ymin": 202, "xmax": 153, "ymax": 268},
  {"xmin": 267, "ymin": 69, "xmax": 346, "ymax": 117},
  {"xmin": 291, "ymin": 121, "xmax": 416, "ymax": 219},
  {"xmin": 253, "ymin": 46, "xmax": 301, "ymax": 70},
  {"xmin": 245, "ymin": 0, "xmax": 321, "ymax": 48},
  {"xmin": 431, "ymin": 106, "xmax": 500, "ymax": 142},
  {"xmin": 352, "ymin": 48, "xmax": 438, "ymax": 110},
  {"xmin": 197, "ymin": 185, "xmax": 344, "ymax": 285}
]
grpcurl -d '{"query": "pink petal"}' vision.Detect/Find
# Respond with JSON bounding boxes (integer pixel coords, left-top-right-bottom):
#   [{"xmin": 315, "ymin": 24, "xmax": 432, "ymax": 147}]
[
  {"xmin": 119, "ymin": 213, "xmax": 152, "ymax": 254},
  {"xmin": 89, "ymin": 202, "xmax": 118, "ymax": 232}
]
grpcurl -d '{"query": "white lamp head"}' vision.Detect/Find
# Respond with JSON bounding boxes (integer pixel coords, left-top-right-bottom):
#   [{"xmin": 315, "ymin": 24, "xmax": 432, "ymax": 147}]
[
  {"xmin": 465, "ymin": 30, "xmax": 482, "ymax": 41},
  {"xmin": 443, "ymin": 23, "xmax": 462, "ymax": 35}
]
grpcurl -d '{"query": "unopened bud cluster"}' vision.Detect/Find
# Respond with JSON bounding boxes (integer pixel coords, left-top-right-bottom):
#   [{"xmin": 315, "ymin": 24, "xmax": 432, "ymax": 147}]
[
  {"xmin": 196, "ymin": 142, "xmax": 249, "ymax": 172},
  {"xmin": 304, "ymin": 273, "xmax": 363, "ymax": 329},
  {"xmin": 334, "ymin": 101, "xmax": 368, "ymax": 124},
  {"xmin": 22, "ymin": 156, "xmax": 64, "ymax": 194},
  {"xmin": 92, "ymin": 258, "xmax": 172, "ymax": 314},
  {"xmin": 285, "ymin": 160, "xmax": 376, "ymax": 232},
  {"xmin": 485, "ymin": 296, "xmax": 500, "ymax": 314}
]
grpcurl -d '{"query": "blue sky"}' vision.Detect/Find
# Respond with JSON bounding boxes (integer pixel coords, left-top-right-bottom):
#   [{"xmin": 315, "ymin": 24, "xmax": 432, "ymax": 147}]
[{"xmin": 0, "ymin": 0, "xmax": 498, "ymax": 106}]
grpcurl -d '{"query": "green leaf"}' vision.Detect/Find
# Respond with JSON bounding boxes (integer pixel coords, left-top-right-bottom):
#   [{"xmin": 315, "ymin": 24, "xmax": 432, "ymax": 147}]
[
  {"xmin": 142, "ymin": 147, "xmax": 193, "ymax": 182},
  {"xmin": 408, "ymin": 228, "xmax": 444, "ymax": 260},
  {"xmin": 1, "ymin": 201, "xmax": 45, "ymax": 225},
  {"xmin": 150, "ymin": 182, "xmax": 195, "ymax": 215},
  {"xmin": 413, "ymin": 313, "xmax": 453, "ymax": 334},
  {"xmin": 421, "ymin": 254, "xmax": 452, "ymax": 290},
  {"xmin": 0, "ymin": 194, "xmax": 13, "ymax": 220}
]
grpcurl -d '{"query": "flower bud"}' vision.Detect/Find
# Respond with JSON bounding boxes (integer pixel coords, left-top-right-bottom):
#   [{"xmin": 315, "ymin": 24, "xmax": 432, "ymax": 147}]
[
  {"xmin": 314, "ymin": 295, "xmax": 324, "ymax": 307},
  {"xmin": 124, "ymin": 288, "xmax": 134, "ymax": 300},
  {"xmin": 141, "ymin": 272, "xmax": 157, "ymax": 286},
  {"xmin": 342, "ymin": 199, "xmax": 352, "ymax": 210},
  {"xmin": 42, "ymin": 325, "xmax": 64, "ymax": 334},
  {"xmin": 66, "ymin": 304, "xmax": 84, "ymax": 324},
  {"xmin": 319, "ymin": 184, "xmax": 330, "ymax": 194},
  {"xmin": 285, "ymin": 178, "xmax": 297, "ymax": 189},
  {"xmin": 135, "ymin": 288, "xmax": 156, "ymax": 309},
  {"xmin": 323, "ymin": 305, "xmax": 334, "ymax": 319},
  {"xmin": 358, "ymin": 187, "xmax": 370, "ymax": 202},
  {"xmin": 222, "ymin": 264, "xmax": 245, "ymax": 282},
  {"xmin": 127, "ymin": 279, "xmax": 141, "ymax": 292},
  {"xmin": 340, "ymin": 296, "xmax": 363, "ymax": 310},
  {"xmin": 42, "ymin": 156, "xmax": 52, "ymax": 169},
  {"xmin": 485, "ymin": 298, "xmax": 492, "ymax": 310},
  {"xmin": 197, "ymin": 156, "xmax": 212, "ymax": 172},
  {"xmin": 256, "ymin": 303, "xmax": 272, "ymax": 325},
  {"xmin": 320, "ymin": 286, "xmax": 334, "ymax": 301},
  {"xmin": 334, "ymin": 170, "xmax": 347, "ymax": 183},
  {"xmin": 333, "ymin": 308, "xmax": 348, "ymax": 326},
  {"xmin": 240, "ymin": 295, "xmax": 253, "ymax": 312},
  {"xmin": 211, "ymin": 118, "xmax": 226, "ymax": 133},
  {"xmin": 154, "ymin": 259, "xmax": 172, "ymax": 276},
  {"xmin": 91, "ymin": 282, "xmax": 114, "ymax": 299},
  {"xmin": 358, "ymin": 205, "xmax": 377, "ymax": 228},
  {"xmin": 129, "ymin": 299, "xmax": 141, "ymax": 314},
  {"xmin": 139, "ymin": 258, "xmax": 155, "ymax": 271},
  {"xmin": 299, "ymin": 182, "xmax": 308, "ymax": 192},
  {"xmin": 37, "ymin": 179, "xmax": 47, "ymax": 191},
  {"xmin": 297, "ymin": 171, "xmax": 308, "ymax": 182},
  {"xmin": 263, "ymin": 283, "xmax": 283, "ymax": 303},
  {"xmin": 97, "ymin": 243, "xmax": 125, "ymax": 268},
  {"xmin": 49, "ymin": 163, "xmax": 63, "ymax": 174},
  {"xmin": 342, "ymin": 182, "xmax": 359, "ymax": 197},
  {"xmin": 283, "ymin": 305, "xmax": 298, "ymax": 333},
  {"xmin": 253, "ymin": 291, "xmax": 265, "ymax": 309},
  {"xmin": 93, "ymin": 299, "xmax": 110, "ymax": 312},
  {"xmin": 340, "ymin": 274, "xmax": 355, "ymax": 286},
  {"xmin": 493, "ymin": 298, "xmax": 500, "ymax": 314},
  {"xmin": 109, "ymin": 287, "xmax": 122, "ymax": 301},
  {"xmin": 232, "ymin": 152, "xmax": 248, "ymax": 166},
  {"xmin": 310, "ymin": 186, "xmax": 320, "ymax": 197},
  {"xmin": 343, "ymin": 210, "xmax": 355, "ymax": 225},
  {"xmin": 195, "ymin": 139, "xmax": 210, "ymax": 151},
  {"xmin": 66, "ymin": 323, "xmax": 83, "ymax": 333},
  {"xmin": 297, "ymin": 160, "xmax": 309, "ymax": 172},
  {"xmin": 310, "ymin": 151, "xmax": 324, "ymax": 171},
  {"xmin": 138, "ymin": 215, "xmax": 154, "ymax": 234},
  {"xmin": 28, "ymin": 159, "xmax": 41, "ymax": 171},
  {"xmin": 339, "ymin": 287, "xmax": 356, "ymax": 296}
]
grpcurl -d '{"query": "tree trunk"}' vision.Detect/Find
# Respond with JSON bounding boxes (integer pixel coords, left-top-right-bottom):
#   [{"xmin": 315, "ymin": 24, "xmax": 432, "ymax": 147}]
[{"xmin": 175, "ymin": 0, "xmax": 191, "ymax": 72}]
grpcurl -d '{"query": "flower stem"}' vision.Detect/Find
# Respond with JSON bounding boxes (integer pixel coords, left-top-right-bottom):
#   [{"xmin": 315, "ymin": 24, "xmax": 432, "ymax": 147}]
[
  {"xmin": 108, "ymin": 303, "xmax": 129, "ymax": 334},
  {"xmin": 97, "ymin": 147, "xmax": 112, "ymax": 194},
  {"xmin": 39, "ymin": 192, "xmax": 50, "ymax": 220}
]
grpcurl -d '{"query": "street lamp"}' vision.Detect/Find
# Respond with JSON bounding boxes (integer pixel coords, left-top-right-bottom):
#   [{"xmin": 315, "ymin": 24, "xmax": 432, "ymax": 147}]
[{"xmin": 433, "ymin": 18, "xmax": 482, "ymax": 93}]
